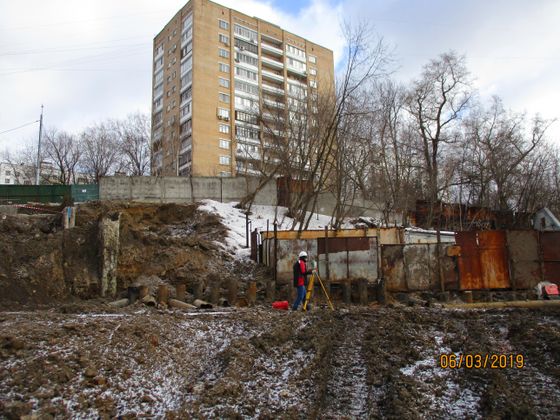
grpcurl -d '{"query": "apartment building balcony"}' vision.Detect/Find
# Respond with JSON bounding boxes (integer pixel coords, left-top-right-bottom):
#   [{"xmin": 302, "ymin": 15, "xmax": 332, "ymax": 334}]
[
  {"xmin": 261, "ymin": 83, "xmax": 285, "ymax": 96},
  {"xmin": 287, "ymin": 65, "xmax": 307, "ymax": 77},
  {"xmin": 261, "ymin": 55, "xmax": 284, "ymax": 70},
  {"xmin": 261, "ymin": 42, "xmax": 283, "ymax": 57},
  {"xmin": 263, "ymin": 97, "xmax": 285, "ymax": 109},
  {"xmin": 261, "ymin": 69, "xmax": 284, "ymax": 83},
  {"xmin": 152, "ymin": 126, "xmax": 163, "ymax": 142}
]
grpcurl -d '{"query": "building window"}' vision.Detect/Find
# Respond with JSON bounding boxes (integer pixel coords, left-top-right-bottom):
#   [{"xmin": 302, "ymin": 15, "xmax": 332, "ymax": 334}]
[
  {"xmin": 234, "ymin": 24, "xmax": 257, "ymax": 42},
  {"xmin": 181, "ymin": 41, "xmax": 192, "ymax": 58},
  {"xmin": 236, "ymin": 125, "xmax": 259, "ymax": 140},
  {"xmin": 219, "ymin": 62, "xmax": 230, "ymax": 73},
  {"xmin": 234, "ymin": 80, "xmax": 259, "ymax": 96},
  {"xmin": 219, "ymin": 171, "xmax": 231, "ymax": 177},
  {"xmin": 219, "ymin": 139, "xmax": 230, "ymax": 149},
  {"xmin": 5, "ymin": 178, "xmax": 10, "ymax": 184},
  {"xmin": 219, "ymin": 33, "xmax": 229, "ymax": 45},
  {"xmin": 219, "ymin": 124, "xmax": 230, "ymax": 134},
  {"xmin": 309, "ymin": 68, "xmax": 317, "ymax": 76},
  {"xmin": 234, "ymin": 38, "xmax": 258, "ymax": 55},
  {"xmin": 235, "ymin": 51, "xmax": 258, "ymax": 67},
  {"xmin": 235, "ymin": 66, "xmax": 257, "ymax": 81},
  {"xmin": 153, "ymin": 111, "xmax": 163, "ymax": 126},
  {"xmin": 217, "ymin": 108, "xmax": 230, "ymax": 120},
  {"xmin": 219, "ymin": 77, "xmax": 230, "ymax": 88},
  {"xmin": 219, "ymin": 19, "xmax": 229, "ymax": 30},
  {"xmin": 309, "ymin": 55, "xmax": 317, "ymax": 64},
  {"xmin": 181, "ymin": 70, "xmax": 192, "ymax": 87},
  {"xmin": 220, "ymin": 155, "xmax": 231, "ymax": 165},
  {"xmin": 154, "ymin": 56, "xmax": 164, "ymax": 71},
  {"xmin": 180, "ymin": 119, "xmax": 192, "ymax": 136},
  {"xmin": 154, "ymin": 70, "xmax": 164, "ymax": 84},
  {"xmin": 180, "ymin": 86, "xmax": 192, "ymax": 103},
  {"xmin": 153, "ymin": 97, "xmax": 163, "ymax": 110},
  {"xmin": 219, "ymin": 48, "xmax": 229, "ymax": 58},
  {"xmin": 235, "ymin": 110, "xmax": 258, "ymax": 125},
  {"xmin": 286, "ymin": 44, "xmax": 306, "ymax": 59},
  {"xmin": 235, "ymin": 95, "xmax": 258, "ymax": 109},
  {"xmin": 219, "ymin": 92, "xmax": 230, "ymax": 103},
  {"xmin": 309, "ymin": 80, "xmax": 317, "ymax": 88},
  {"xmin": 287, "ymin": 57, "xmax": 306, "ymax": 72}
]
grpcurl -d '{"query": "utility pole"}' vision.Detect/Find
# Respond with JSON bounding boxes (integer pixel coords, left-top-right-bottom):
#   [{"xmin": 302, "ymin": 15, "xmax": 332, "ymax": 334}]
[{"xmin": 35, "ymin": 105, "xmax": 44, "ymax": 185}]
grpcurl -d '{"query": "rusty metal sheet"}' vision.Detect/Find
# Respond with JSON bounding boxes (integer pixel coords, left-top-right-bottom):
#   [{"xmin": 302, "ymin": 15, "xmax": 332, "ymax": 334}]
[
  {"xmin": 456, "ymin": 231, "xmax": 510, "ymax": 290},
  {"xmin": 456, "ymin": 231, "xmax": 483, "ymax": 290},
  {"xmin": 478, "ymin": 231, "xmax": 510, "ymax": 289},
  {"xmin": 317, "ymin": 237, "xmax": 370, "ymax": 254},
  {"xmin": 382, "ymin": 245, "xmax": 406, "ymax": 292},
  {"xmin": 540, "ymin": 232, "xmax": 560, "ymax": 284},
  {"xmin": 507, "ymin": 230, "xmax": 541, "ymax": 289},
  {"xmin": 442, "ymin": 244, "xmax": 460, "ymax": 290}
]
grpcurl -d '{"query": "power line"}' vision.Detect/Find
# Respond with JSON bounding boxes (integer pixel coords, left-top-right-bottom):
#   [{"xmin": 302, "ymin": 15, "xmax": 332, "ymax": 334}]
[{"xmin": 0, "ymin": 121, "xmax": 39, "ymax": 136}]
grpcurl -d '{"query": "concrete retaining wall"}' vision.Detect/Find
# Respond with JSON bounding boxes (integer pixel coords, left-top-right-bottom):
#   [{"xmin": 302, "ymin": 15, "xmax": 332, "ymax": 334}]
[{"xmin": 100, "ymin": 176, "xmax": 277, "ymax": 205}]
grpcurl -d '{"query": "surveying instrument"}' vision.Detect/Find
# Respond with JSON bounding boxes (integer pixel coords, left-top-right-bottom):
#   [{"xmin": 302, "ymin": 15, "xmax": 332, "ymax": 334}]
[{"xmin": 302, "ymin": 267, "xmax": 334, "ymax": 311}]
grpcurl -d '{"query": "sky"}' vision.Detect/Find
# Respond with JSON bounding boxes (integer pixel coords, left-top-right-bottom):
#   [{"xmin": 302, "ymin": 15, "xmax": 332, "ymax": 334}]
[{"xmin": 0, "ymin": 0, "xmax": 559, "ymax": 153}]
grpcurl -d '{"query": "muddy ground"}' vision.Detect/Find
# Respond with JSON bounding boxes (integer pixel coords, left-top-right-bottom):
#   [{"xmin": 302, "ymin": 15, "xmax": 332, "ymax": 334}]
[{"xmin": 1, "ymin": 304, "xmax": 559, "ymax": 419}]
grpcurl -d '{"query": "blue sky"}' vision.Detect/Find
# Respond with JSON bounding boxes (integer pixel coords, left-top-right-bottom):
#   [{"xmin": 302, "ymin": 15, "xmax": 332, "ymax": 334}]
[{"xmin": 0, "ymin": 0, "xmax": 559, "ymax": 151}]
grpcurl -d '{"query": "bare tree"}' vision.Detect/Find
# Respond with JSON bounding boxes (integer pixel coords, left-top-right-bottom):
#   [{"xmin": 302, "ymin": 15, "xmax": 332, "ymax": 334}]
[
  {"xmin": 80, "ymin": 122, "xmax": 121, "ymax": 183},
  {"xmin": 406, "ymin": 51, "xmax": 472, "ymax": 228},
  {"xmin": 114, "ymin": 113, "xmax": 151, "ymax": 176},
  {"xmin": 42, "ymin": 127, "xmax": 82, "ymax": 184}
]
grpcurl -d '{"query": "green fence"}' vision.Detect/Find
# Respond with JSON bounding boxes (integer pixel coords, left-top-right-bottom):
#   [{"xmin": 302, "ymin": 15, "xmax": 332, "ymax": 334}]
[{"xmin": 0, "ymin": 184, "xmax": 99, "ymax": 204}]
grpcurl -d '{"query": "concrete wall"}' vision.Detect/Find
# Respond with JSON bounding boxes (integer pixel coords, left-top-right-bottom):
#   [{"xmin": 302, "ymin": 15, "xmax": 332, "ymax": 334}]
[{"xmin": 100, "ymin": 176, "xmax": 277, "ymax": 205}]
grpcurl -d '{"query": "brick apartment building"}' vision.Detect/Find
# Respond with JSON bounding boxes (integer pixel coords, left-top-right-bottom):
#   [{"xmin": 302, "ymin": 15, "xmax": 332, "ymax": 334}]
[{"xmin": 150, "ymin": 0, "xmax": 334, "ymax": 177}]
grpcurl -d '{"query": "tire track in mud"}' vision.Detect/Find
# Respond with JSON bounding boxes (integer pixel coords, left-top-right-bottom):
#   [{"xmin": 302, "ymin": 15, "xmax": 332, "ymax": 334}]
[{"xmin": 317, "ymin": 314, "xmax": 372, "ymax": 419}]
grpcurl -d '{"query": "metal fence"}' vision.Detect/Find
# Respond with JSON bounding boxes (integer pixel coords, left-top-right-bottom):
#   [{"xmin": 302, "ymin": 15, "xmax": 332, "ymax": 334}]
[
  {"xmin": 256, "ymin": 228, "xmax": 560, "ymax": 295},
  {"xmin": 0, "ymin": 184, "xmax": 98, "ymax": 204}
]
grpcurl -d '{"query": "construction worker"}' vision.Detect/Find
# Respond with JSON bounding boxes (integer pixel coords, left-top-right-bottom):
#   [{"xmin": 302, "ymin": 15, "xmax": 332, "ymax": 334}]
[{"xmin": 292, "ymin": 251, "xmax": 312, "ymax": 310}]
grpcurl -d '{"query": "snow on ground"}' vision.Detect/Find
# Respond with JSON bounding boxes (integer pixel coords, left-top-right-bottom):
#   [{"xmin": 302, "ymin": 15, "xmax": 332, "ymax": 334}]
[{"xmin": 198, "ymin": 200, "xmax": 343, "ymax": 259}]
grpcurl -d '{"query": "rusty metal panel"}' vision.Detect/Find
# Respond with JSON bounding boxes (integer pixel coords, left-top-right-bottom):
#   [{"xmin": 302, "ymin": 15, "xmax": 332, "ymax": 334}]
[
  {"xmin": 541, "ymin": 232, "xmax": 560, "ymax": 284},
  {"xmin": 382, "ymin": 245, "xmax": 406, "ymax": 291},
  {"xmin": 507, "ymin": 230, "xmax": 540, "ymax": 289},
  {"xmin": 442, "ymin": 244, "xmax": 460, "ymax": 290},
  {"xmin": 317, "ymin": 237, "xmax": 370, "ymax": 254},
  {"xmin": 457, "ymin": 231, "xmax": 510, "ymax": 290},
  {"xmin": 379, "ymin": 228, "xmax": 402, "ymax": 245},
  {"xmin": 478, "ymin": 231, "xmax": 510, "ymax": 289},
  {"xmin": 456, "ymin": 232, "xmax": 483, "ymax": 290}
]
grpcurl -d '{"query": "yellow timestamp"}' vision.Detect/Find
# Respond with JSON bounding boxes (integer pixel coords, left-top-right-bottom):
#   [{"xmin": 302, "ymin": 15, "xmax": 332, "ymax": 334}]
[{"xmin": 439, "ymin": 353, "xmax": 525, "ymax": 369}]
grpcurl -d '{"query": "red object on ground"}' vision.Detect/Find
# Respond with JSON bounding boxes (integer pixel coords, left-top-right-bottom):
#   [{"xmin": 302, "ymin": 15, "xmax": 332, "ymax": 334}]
[
  {"xmin": 272, "ymin": 300, "xmax": 289, "ymax": 310},
  {"xmin": 543, "ymin": 284, "xmax": 559, "ymax": 298}
]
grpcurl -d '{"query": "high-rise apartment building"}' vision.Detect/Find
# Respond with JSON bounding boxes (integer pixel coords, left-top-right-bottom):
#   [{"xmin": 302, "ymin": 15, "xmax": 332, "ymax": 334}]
[{"xmin": 151, "ymin": 0, "xmax": 334, "ymax": 177}]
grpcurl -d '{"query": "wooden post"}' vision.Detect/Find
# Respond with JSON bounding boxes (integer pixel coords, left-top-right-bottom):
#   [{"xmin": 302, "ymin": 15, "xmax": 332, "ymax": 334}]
[
  {"xmin": 248, "ymin": 281, "xmax": 257, "ymax": 306},
  {"xmin": 176, "ymin": 284, "xmax": 186, "ymax": 302},
  {"xmin": 266, "ymin": 280, "xmax": 275, "ymax": 302},
  {"xmin": 210, "ymin": 283, "xmax": 220, "ymax": 305},
  {"xmin": 194, "ymin": 281, "xmax": 203, "ymax": 300},
  {"xmin": 139, "ymin": 285, "xmax": 149, "ymax": 299},
  {"xmin": 342, "ymin": 279, "xmax": 351, "ymax": 304},
  {"xmin": 228, "ymin": 278, "xmax": 238, "ymax": 306},
  {"xmin": 273, "ymin": 222, "xmax": 278, "ymax": 285},
  {"xmin": 358, "ymin": 279, "xmax": 368, "ymax": 305},
  {"xmin": 157, "ymin": 285, "xmax": 168, "ymax": 305},
  {"xmin": 324, "ymin": 226, "xmax": 330, "ymax": 282}
]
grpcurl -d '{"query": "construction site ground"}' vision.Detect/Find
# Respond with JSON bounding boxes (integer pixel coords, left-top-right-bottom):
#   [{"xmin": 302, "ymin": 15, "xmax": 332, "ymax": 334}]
[
  {"xmin": 1, "ymin": 201, "xmax": 560, "ymax": 418},
  {"xmin": 1, "ymin": 304, "xmax": 559, "ymax": 419}
]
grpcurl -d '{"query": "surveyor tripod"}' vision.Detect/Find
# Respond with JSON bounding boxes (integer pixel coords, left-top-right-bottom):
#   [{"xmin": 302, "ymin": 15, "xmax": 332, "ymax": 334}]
[{"xmin": 302, "ymin": 270, "xmax": 334, "ymax": 311}]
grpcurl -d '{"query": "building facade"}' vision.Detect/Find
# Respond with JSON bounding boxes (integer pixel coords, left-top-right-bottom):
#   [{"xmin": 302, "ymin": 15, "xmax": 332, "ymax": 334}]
[{"xmin": 150, "ymin": 0, "xmax": 334, "ymax": 177}]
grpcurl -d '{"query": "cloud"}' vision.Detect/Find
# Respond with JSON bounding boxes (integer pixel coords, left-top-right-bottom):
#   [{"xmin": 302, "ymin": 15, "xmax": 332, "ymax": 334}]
[{"xmin": 0, "ymin": 0, "xmax": 558, "ymax": 153}]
